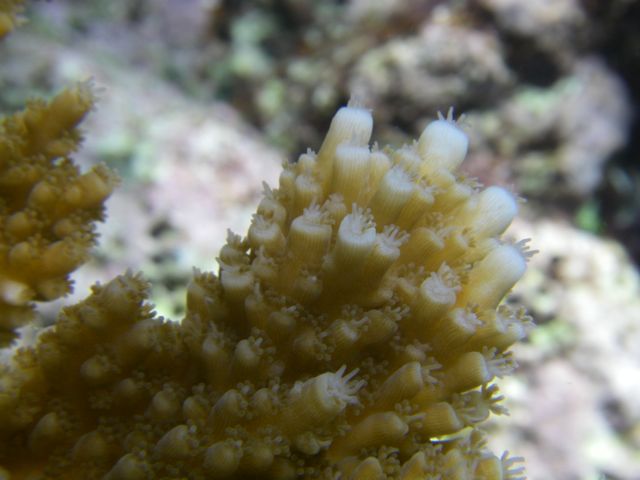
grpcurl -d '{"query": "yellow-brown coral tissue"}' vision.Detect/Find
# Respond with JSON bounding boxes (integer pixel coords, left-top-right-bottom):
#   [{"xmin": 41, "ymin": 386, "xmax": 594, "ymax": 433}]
[
  {"xmin": 0, "ymin": 94, "xmax": 533, "ymax": 479},
  {"xmin": 0, "ymin": 0, "xmax": 25, "ymax": 39},
  {"xmin": 0, "ymin": 83, "xmax": 119, "ymax": 345}
]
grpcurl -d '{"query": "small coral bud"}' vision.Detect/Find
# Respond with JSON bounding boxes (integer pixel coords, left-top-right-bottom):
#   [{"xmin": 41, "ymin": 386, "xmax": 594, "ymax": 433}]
[
  {"xmin": 64, "ymin": 167, "xmax": 116, "ymax": 209},
  {"xmin": 330, "ymin": 320, "xmax": 359, "ymax": 352},
  {"xmin": 0, "ymin": 278, "xmax": 34, "ymax": 306},
  {"xmin": 369, "ymin": 150, "xmax": 392, "ymax": 189},
  {"xmin": 220, "ymin": 268, "xmax": 254, "ymax": 303},
  {"xmin": 299, "ymin": 149, "xmax": 317, "ymax": 170},
  {"xmin": 251, "ymin": 388, "xmax": 278, "ymax": 417},
  {"xmin": 458, "ymin": 244, "xmax": 527, "ymax": 309},
  {"xmin": 414, "ymin": 264, "xmax": 460, "ymax": 323},
  {"xmin": 394, "ymin": 145, "xmax": 423, "ymax": 173},
  {"xmin": 233, "ymin": 338, "xmax": 261, "ymax": 371},
  {"xmin": 52, "ymin": 217, "xmax": 78, "ymax": 238},
  {"xmin": 453, "ymin": 186, "xmax": 518, "ymax": 238},
  {"xmin": 414, "ymin": 402, "xmax": 463, "ymax": 437},
  {"xmin": 42, "ymin": 240, "xmax": 85, "ymax": 276},
  {"xmin": 358, "ymin": 309, "xmax": 398, "ymax": 345},
  {"xmin": 148, "ymin": 389, "xmax": 180, "ymax": 422},
  {"xmin": 186, "ymin": 275, "xmax": 224, "ymax": 320},
  {"xmin": 35, "ymin": 278, "xmax": 69, "ymax": 302},
  {"xmin": 241, "ymin": 438, "xmax": 275, "ymax": 473},
  {"xmin": 375, "ymin": 362, "xmax": 425, "ymax": 407},
  {"xmin": 98, "ymin": 274, "xmax": 148, "ymax": 319},
  {"xmin": 257, "ymin": 194, "xmax": 287, "ymax": 227},
  {"xmin": 5, "ymin": 211, "xmax": 34, "ymax": 238},
  {"xmin": 154, "ymin": 424, "xmax": 191, "ymax": 459},
  {"xmin": 203, "ymin": 440, "xmax": 242, "ymax": 477},
  {"xmin": 245, "ymin": 291, "xmax": 266, "ymax": 324},
  {"xmin": 219, "ymin": 233, "xmax": 249, "ymax": 266},
  {"xmin": 200, "ymin": 334, "xmax": 230, "ymax": 375},
  {"xmin": 430, "ymin": 228, "xmax": 470, "ymax": 269},
  {"xmin": 113, "ymin": 321, "xmax": 154, "ymax": 365},
  {"xmin": 28, "ymin": 412, "xmax": 62, "ymax": 453},
  {"xmin": 288, "ymin": 209, "xmax": 332, "ymax": 263},
  {"xmin": 434, "ymin": 179, "xmax": 475, "ymax": 214},
  {"xmin": 293, "ymin": 174, "xmax": 322, "ymax": 217},
  {"xmin": 293, "ymin": 329, "xmax": 325, "ymax": 365},
  {"xmin": 266, "ymin": 309, "xmax": 297, "ymax": 338},
  {"xmin": 442, "ymin": 449, "xmax": 469, "ymax": 480},
  {"xmin": 80, "ymin": 354, "xmax": 117, "ymax": 385},
  {"xmin": 250, "ymin": 249, "xmax": 279, "ymax": 284},
  {"xmin": 8, "ymin": 241, "xmax": 36, "ymax": 268},
  {"xmin": 291, "ymin": 269, "xmax": 323, "ymax": 302},
  {"xmin": 368, "ymin": 167, "xmax": 414, "ymax": 226},
  {"xmin": 248, "ymin": 215, "xmax": 286, "ymax": 254},
  {"xmin": 209, "ymin": 389, "xmax": 246, "ymax": 427},
  {"xmin": 359, "ymin": 226, "xmax": 407, "ymax": 289},
  {"xmin": 331, "ymin": 145, "xmax": 371, "ymax": 204},
  {"xmin": 285, "ymin": 367, "xmax": 363, "ymax": 433},
  {"xmin": 396, "ymin": 183, "xmax": 435, "ymax": 229},
  {"xmin": 323, "ymin": 193, "xmax": 348, "ymax": 225},
  {"xmin": 182, "ymin": 395, "xmax": 209, "ymax": 423},
  {"xmin": 329, "ymin": 206, "xmax": 376, "ymax": 273},
  {"xmin": 317, "ymin": 106, "xmax": 373, "ymax": 176},
  {"xmin": 49, "ymin": 83, "xmax": 95, "ymax": 132},
  {"xmin": 443, "ymin": 351, "xmax": 492, "ymax": 393},
  {"xmin": 72, "ymin": 430, "xmax": 111, "ymax": 462},
  {"xmin": 399, "ymin": 452, "xmax": 428, "ymax": 479},
  {"xmin": 113, "ymin": 378, "xmax": 146, "ymax": 408},
  {"xmin": 470, "ymin": 305, "xmax": 533, "ymax": 351},
  {"xmin": 278, "ymin": 164, "xmax": 296, "ymax": 202},
  {"xmin": 293, "ymin": 431, "xmax": 331, "ymax": 456},
  {"xmin": 104, "ymin": 454, "xmax": 147, "ymax": 480},
  {"xmin": 37, "ymin": 341, "xmax": 66, "ymax": 380},
  {"xmin": 418, "ymin": 118, "xmax": 469, "ymax": 172},
  {"xmin": 399, "ymin": 227, "xmax": 444, "ymax": 264},
  {"xmin": 27, "ymin": 181, "xmax": 57, "ymax": 207},
  {"xmin": 475, "ymin": 455, "xmax": 503, "ymax": 480},
  {"xmin": 474, "ymin": 451, "xmax": 526, "ymax": 480},
  {"xmin": 331, "ymin": 412, "xmax": 408, "ymax": 456},
  {"xmin": 350, "ymin": 457, "xmax": 384, "ymax": 480},
  {"xmin": 430, "ymin": 307, "xmax": 483, "ymax": 356}
]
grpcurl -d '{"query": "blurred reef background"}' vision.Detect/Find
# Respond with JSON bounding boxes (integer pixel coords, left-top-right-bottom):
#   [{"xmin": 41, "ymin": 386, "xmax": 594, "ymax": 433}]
[{"xmin": 1, "ymin": 0, "xmax": 639, "ymax": 479}]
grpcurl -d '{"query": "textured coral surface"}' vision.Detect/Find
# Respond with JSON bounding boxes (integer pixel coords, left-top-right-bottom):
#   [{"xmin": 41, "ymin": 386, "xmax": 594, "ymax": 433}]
[
  {"xmin": 0, "ymin": 84, "xmax": 118, "ymax": 345},
  {"xmin": 0, "ymin": 102, "xmax": 531, "ymax": 478},
  {"xmin": 5, "ymin": 1, "xmax": 640, "ymax": 478}
]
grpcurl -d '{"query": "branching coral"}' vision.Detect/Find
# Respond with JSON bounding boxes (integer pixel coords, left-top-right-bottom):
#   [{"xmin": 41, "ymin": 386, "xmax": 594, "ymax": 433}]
[
  {"xmin": 0, "ymin": 83, "xmax": 119, "ymax": 346},
  {"xmin": 0, "ymin": 4, "xmax": 534, "ymax": 478},
  {"xmin": 0, "ymin": 96, "xmax": 533, "ymax": 478}
]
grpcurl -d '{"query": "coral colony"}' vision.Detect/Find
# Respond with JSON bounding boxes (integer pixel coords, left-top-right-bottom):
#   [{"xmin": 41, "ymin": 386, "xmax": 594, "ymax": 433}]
[{"xmin": 1, "ymin": 3, "xmax": 531, "ymax": 479}]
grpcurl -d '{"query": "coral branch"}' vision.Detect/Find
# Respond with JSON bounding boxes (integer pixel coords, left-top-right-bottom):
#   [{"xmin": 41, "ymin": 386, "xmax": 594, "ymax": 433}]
[
  {"xmin": 1, "ymin": 102, "xmax": 532, "ymax": 478},
  {"xmin": 0, "ymin": 83, "xmax": 119, "ymax": 345}
]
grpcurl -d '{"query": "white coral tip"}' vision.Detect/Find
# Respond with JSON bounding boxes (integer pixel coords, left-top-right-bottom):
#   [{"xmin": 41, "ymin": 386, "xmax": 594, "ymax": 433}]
[{"xmin": 418, "ymin": 117, "xmax": 469, "ymax": 171}]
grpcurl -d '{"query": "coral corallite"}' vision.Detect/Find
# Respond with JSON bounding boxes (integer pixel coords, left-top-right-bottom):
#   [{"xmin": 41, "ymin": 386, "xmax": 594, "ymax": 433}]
[{"xmin": 0, "ymin": 103, "xmax": 533, "ymax": 479}]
